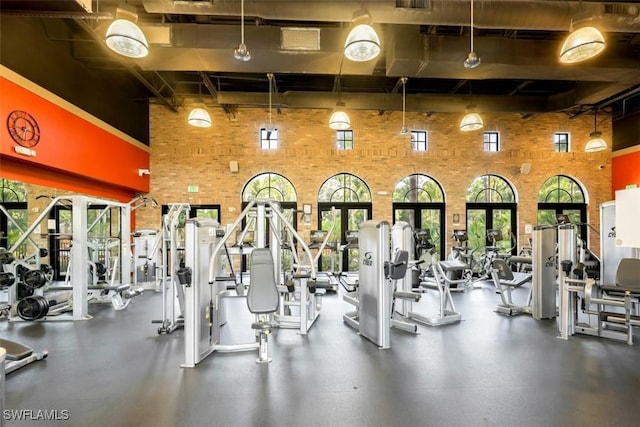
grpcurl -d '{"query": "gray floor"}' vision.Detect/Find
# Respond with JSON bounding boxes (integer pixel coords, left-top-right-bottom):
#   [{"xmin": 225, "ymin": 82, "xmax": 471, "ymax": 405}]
[{"xmin": 2, "ymin": 281, "xmax": 640, "ymax": 427}]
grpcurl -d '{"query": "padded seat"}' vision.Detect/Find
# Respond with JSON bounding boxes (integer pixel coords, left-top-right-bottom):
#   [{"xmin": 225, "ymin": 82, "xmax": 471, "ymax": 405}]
[
  {"xmin": 246, "ymin": 248, "xmax": 280, "ymax": 363},
  {"xmin": 247, "ymin": 248, "xmax": 279, "ymax": 314},
  {"xmin": 492, "ymin": 259, "xmax": 531, "ymax": 287},
  {"xmin": 0, "ymin": 338, "xmax": 33, "ymax": 361},
  {"xmin": 600, "ymin": 258, "xmax": 640, "ymax": 295},
  {"xmin": 595, "ymin": 258, "xmax": 640, "ymax": 345}
]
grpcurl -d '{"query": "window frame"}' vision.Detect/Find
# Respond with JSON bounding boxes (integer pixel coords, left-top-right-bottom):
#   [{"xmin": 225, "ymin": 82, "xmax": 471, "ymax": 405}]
[
  {"xmin": 411, "ymin": 130, "xmax": 428, "ymax": 151},
  {"xmin": 483, "ymin": 131, "xmax": 500, "ymax": 152},
  {"xmin": 336, "ymin": 130, "xmax": 354, "ymax": 150},
  {"xmin": 554, "ymin": 132, "xmax": 570, "ymax": 152},
  {"xmin": 259, "ymin": 127, "xmax": 278, "ymax": 150}
]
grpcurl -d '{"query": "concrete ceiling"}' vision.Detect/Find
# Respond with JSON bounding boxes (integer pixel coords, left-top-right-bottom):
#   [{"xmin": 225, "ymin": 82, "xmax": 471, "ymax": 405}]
[{"xmin": 2, "ymin": 0, "xmax": 640, "ymax": 120}]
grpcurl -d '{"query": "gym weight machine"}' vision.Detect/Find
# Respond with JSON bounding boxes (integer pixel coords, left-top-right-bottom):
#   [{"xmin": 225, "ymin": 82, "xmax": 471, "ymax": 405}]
[
  {"xmin": 181, "ymin": 199, "xmax": 319, "ymax": 367},
  {"xmin": 3, "ymin": 195, "xmax": 140, "ymax": 321},
  {"xmin": 394, "ymin": 221, "xmax": 463, "ymax": 327},
  {"xmin": 343, "ymin": 220, "xmax": 421, "ymax": 349},
  {"xmin": 151, "ymin": 203, "xmax": 191, "ymax": 334},
  {"xmin": 558, "ymin": 189, "xmax": 640, "ymax": 344},
  {"xmin": 0, "ymin": 252, "xmax": 48, "ymax": 374}
]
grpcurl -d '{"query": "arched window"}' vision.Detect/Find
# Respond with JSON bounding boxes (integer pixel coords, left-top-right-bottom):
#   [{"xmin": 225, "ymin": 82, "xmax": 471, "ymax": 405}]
[
  {"xmin": 466, "ymin": 174, "xmax": 516, "ymax": 203},
  {"xmin": 318, "ymin": 173, "xmax": 372, "ymax": 273},
  {"xmin": 318, "ymin": 173, "xmax": 371, "ymax": 204},
  {"xmin": 538, "ymin": 174, "xmax": 587, "ymax": 240},
  {"xmin": 538, "ymin": 175, "xmax": 585, "ymax": 204},
  {"xmin": 465, "ymin": 175, "xmax": 517, "ymax": 253},
  {"xmin": 240, "ymin": 173, "xmax": 298, "ymax": 271},
  {"xmin": 0, "ymin": 179, "xmax": 28, "ymax": 252},
  {"xmin": 392, "ymin": 174, "xmax": 446, "ymax": 260},
  {"xmin": 242, "ymin": 172, "xmax": 297, "ymax": 202},
  {"xmin": 0, "ymin": 179, "xmax": 27, "ymax": 203}
]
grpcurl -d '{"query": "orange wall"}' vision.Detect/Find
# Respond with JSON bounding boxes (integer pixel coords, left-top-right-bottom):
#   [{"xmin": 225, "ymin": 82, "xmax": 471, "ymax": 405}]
[
  {"xmin": 612, "ymin": 147, "xmax": 640, "ymax": 196},
  {"xmin": 0, "ymin": 71, "xmax": 149, "ymax": 201}
]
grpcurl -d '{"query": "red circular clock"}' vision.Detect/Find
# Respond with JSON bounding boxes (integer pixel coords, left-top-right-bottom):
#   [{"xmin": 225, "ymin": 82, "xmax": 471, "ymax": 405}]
[{"xmin": 7, "ymin": 110, "xmax": 40, "ymax": 148}]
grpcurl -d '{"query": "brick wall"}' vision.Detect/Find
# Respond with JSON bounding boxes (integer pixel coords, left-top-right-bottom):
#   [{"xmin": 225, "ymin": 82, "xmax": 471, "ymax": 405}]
[{"xmin": 137, "ymin": 103, "xmax": 612, "ymax": 254}]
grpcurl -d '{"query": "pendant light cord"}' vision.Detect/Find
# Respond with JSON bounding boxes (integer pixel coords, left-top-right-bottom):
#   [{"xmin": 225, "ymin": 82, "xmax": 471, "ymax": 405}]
[
  {"xmin": 241, "ymin": 0, "xmax": 245, "ymax": 45},
  {"xmin": 268, "ymin": 73, "xmax": 273, "ymax": 128},
  {"xmin": 470, "ymin": 0, "xmax": 474, "ymax": 52},
  {"xmin": 402, "ymin": 78, "xmax": 406, "ymax": 128}
]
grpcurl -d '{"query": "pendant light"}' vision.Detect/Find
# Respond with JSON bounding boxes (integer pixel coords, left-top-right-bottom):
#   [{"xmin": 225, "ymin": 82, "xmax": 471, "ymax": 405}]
[
  {"xmin": 400, "ymin": 77, "xmax": 409, "ymax": 135},
  {"xmin": 329, "ymin": 72, "xmax": 350, "ymax": 130},
  {"xmin": 460, "ymin": 104, "xmax": 483, "ymax": 132},
  {"xmin": 560, "ymin": 26, "xmax": 605, "ymax": 64},
  {"xmin": 463, "ymin": 0, "xmax": 480, "ymax": 69},
  {"xmin": 585, "ymin": 110, "xmax": 607, "ymax": 152},
  {"xmin": 188, "ymin": 108, "xmax": 212, "ymax": 128},
  {"xmin": 267, "ymin": 73, "xmax": 275, "ymax": 131},
  {"xmin": 329, "ymin": 103, "xmax": 351, "ymax": 130},
  {"xmin": 233, "ymin": 0, "xmax": 251, "ymax": 61},
  {"xmin": 344, "ymin": 9, "xmax": 380, "ymax": 62},
  {"xmin": 560, "ymin": 9, "xmax": 606, "ymax": 65},
  {"xmin": 105, "ymin": 5, "xmax": 148, "ymax": 58},
  {"xmin": 188, "ymin": 82, "xmax": 212, "ymax": 128}
]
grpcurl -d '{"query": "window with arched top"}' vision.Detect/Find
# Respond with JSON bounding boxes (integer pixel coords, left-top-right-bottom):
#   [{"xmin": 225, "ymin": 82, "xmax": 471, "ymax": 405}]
[
  {"xmin": 242, "ymin": 172, "xmax": 297, "ymax": 202},
  {"xmin": 538, "ymin": 175, "xmax": 585, "ymax": 204},
  {"xmin": 466, "ymin": 174, "xmax": 516, "ymax": 203},
  {"xmin": 392, "ymin": 174, "xmax": 446, "ymax": 261},
  {"xmin": 318, "ymin": 173, "xmax": 371, "ymax": 203},
  {"xmin": 465, "ymin": 175, "xmax": 518, "ymax": 254},
  {"xmin": 393, "ymin": 174, "xmax": 444, "ymax": 203},
  {"xmin": 537, "ymin": 174, "xmax": 587, "ymax": 241},
  {"xmin": 0, "ymin": 179, "xmax": 27, "ymax": 202},
  {"xmin": 318, "ymin": 173, "xmax": 372, "ymax": 273},
  {"xmin": 0, "ymin": 179, "xmax": 28, "ymax": 252},
  {"xmin": 240, "ymin": 173, "xmax": 298, "ymax": 272}
]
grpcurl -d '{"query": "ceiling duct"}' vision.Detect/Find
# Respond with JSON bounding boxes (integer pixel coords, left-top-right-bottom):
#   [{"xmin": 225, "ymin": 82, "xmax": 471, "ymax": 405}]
[
  {"xmin": 281, "ymin": 27, "xmax": 321, "ymax": 51},
  {"xmin": 136, "ymin": 25, "xmax": 639, "ymax": 86},
  {"xmin": 142, "ymin": 1, "xmax": 640, "ymax": 33}
]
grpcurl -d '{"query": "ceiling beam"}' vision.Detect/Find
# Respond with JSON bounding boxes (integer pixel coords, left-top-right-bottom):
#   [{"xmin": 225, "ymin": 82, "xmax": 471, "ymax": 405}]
[
  {"xmin": 74, "ymin": 18, "xmax": 181, "ymax": 112},
  {"xmin": 216, "ymin": 91, "xmax": 560, "ymax": 114},
  {"xmin": 142, "ymin": 1, "xmax": 640, "ymax": 33}
]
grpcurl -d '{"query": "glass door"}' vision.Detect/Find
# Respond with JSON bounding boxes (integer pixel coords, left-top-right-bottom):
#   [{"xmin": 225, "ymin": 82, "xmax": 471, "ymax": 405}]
[
  {"xmin": 537, "ymin": 205, "xmax": 586, "ymax": 241},
  {"xmin": 318, "ymin": 204, "xmax": 370, "ymax": 273},
  {"xmin": 466, "ymin": 204, "xmax": 517, "ymax": 255},
  {"xmin": 319, "ymin": 208, "xmax": 341, "ymax": 272},
  {"xmin": 393, "ymin": 206, "xmax": 444, "ymax": 261},
  {"xmin": 49, "ymin": 206, "xmax": 72, "ymax": 282},
  {"xmin": 466, "ymin": 208, "xmax": 487, "ymax": 253},
  {"xmin": 346, "ymin": 208, "xmax": 368, "ymax": 271}
]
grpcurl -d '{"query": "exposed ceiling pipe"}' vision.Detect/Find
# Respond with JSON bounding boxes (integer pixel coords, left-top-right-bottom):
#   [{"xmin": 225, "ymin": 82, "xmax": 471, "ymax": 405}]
[
  {"xmin": 142, "ymin": 0, "xmax": 640, "ymax": 33},
  {"xmin": 215, "ymin": 90, "xmax": 566, "ymax": 114},
  {"xmin": 74, "ymin": 18, "xmax": 181, "ymax": 112},
  {"xmin": 570, "ymin": 83, "xmax": 640, "ymax": 118},
  {"xmin": 136, "ymin": 25, "xmax": 640, "ymax": 84}
]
